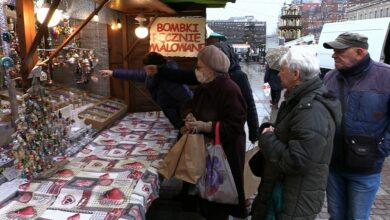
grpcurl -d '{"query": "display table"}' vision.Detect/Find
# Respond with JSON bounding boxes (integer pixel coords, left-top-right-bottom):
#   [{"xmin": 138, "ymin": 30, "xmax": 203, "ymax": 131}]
[{"xmin": 0, "ymin": 111, "xmax": 177, "ymax": 220}]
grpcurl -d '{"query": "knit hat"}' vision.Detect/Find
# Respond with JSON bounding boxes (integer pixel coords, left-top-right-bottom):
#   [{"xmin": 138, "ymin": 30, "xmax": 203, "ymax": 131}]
[{"xmin": 197, "ymin": 45, "xmax": 230, "ymax": 74}]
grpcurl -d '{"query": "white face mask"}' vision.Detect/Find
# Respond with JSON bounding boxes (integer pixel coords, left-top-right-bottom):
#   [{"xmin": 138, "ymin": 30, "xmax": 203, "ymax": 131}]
[{"xmin": 195, "ymin": 69, "xmax": 210, "ymax": 84}]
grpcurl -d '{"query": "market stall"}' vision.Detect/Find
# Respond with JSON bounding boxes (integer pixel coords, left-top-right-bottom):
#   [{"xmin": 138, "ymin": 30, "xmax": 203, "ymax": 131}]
[
  {"xmin": 0, "ymin": 0, "xmax": 233, "ymax": 219},
  {"xmin": 0, "ymin": 111, "xmax": 177, "ymax": 220}
]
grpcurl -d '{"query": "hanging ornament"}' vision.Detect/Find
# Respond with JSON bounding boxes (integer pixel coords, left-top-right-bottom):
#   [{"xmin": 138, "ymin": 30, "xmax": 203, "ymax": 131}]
[
  {"xmin": 51, "ymin": 27, "xmax": 60, "ymax": 39},
  {"xmin": 2, "ymin": 31, "xmax": 11, "ymax": 42},
  {"xmin": 1, "ymin": 56, "xmax": 14, "ymax": 68}
]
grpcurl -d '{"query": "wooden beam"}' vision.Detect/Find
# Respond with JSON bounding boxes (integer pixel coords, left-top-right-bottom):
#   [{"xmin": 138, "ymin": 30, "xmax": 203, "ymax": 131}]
[
  {"xmin": 44, "ymin": 0, "xmax": 110, "ymax": 64},
  {"xmin": 19, "ymin": 0, "xmax": 61, "ymax": 81},
  {"xmin": 16, "ymin": 0, "xmax": 38, "ymax": 88}
]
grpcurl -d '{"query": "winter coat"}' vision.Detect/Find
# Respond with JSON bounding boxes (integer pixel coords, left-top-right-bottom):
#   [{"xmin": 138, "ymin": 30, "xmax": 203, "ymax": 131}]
[
  {"xmin": 324, "ymin": 56, "xmax": 390, "ymax": 174},
  {"xmin": 113, "ymin": 60, "xmax": 193, "ymax": 129},
  {"xmin": 156, "ymin": 43, "xmax": 259, "ymax": 142},
  {"xmin": 264, "ymin": 64, "xmax": 283, "ymax": 91},
  {"xmin": 191, "ymin": 75, "xmax": 248, "ymax": 218},
  {"xmin": 252, "ymin": 77, "xmax": 342, "ymax": 220}
]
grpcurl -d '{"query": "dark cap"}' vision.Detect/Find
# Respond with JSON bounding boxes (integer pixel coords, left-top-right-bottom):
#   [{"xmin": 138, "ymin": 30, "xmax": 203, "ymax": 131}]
[{"xmin": 323, "ymin": 32, "xmax": 368, "ymax": 50}]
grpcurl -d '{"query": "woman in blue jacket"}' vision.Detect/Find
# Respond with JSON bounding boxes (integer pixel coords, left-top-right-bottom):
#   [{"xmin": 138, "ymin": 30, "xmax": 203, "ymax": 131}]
[{"xmin": 100, "ymin": 52, "xmax": 193, "ymax": 129}]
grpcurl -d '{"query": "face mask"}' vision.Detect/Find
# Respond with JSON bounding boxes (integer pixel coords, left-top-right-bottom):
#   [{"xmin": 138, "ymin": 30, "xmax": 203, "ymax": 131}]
[{"xmin": 195, "ymin": 69, "xmax": 209, "ymax": 84}]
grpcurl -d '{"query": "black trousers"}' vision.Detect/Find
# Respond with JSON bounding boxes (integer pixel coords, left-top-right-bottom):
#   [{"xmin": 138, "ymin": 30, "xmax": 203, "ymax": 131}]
[{"xmin": 271, "ymin": 89, "xmax": 281, "ymax": 104}]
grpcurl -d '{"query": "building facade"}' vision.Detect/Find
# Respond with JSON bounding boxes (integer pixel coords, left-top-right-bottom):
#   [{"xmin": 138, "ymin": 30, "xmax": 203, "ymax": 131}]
[
  {"xmin": 289, "ymin": 0, "xmax": 348, "ymax": 40},
  {"xmin": 278, "ymin": 4, "xmax": 303, "ymax": 42},
  {"xmin": 207, "ymin": 16, "xmax": 266, "ymax": 48},
  {"xmin": 346, "ymin": 0, "xmax": 390, "ymax": 20}
]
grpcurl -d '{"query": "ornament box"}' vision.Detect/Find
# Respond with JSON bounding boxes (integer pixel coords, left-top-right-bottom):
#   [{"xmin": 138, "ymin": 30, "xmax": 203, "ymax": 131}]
[
  {"xmin": 0, "ymin": 90, "xmax": 24, "ymax": 103},
  {"xmin": 78, "ymin": 100, "xmax": 127, "ymax": 130}
]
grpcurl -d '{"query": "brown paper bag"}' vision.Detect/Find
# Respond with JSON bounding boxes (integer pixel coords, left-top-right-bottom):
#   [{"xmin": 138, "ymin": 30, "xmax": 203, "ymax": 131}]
[
  {"xmin": 244, "ymin": 146, "xmax": 262, "ymax": 199},
  {"xmin": 175, "ymin": 134, "xmax": 206, "ymax": 184},
  {"xmin": 158, "ymin": 134, "xmax": 188, "ymax": 179}
]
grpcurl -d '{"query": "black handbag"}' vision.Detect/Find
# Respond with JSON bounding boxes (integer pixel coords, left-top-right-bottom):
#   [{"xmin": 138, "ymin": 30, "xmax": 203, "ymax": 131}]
[
  {"xmin": 345, "ymin": 135, "xmax": 378, "ymax": 172},
  {"xmin": 249, "ymin": 122, "xmax": 273, "ymax": 177},
  {"xmin": 249, "ymin": 148, "xmax": 266, "ymax": 177}
]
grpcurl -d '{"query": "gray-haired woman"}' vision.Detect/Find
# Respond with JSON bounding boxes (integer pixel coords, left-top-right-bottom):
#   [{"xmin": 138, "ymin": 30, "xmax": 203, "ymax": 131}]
[{"xmin": 251, "ymin": 48, "xmax": 342, "ymax": 219}]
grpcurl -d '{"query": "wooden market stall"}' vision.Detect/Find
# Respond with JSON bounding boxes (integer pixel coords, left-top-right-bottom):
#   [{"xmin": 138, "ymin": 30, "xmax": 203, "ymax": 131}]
[
  {"xmin": 106, "ymin": 0, "xmax": 234, "ymax": 112},
  {"xmin": 0, "ymin": 0, "xmax": 236, "ymax": 219}
]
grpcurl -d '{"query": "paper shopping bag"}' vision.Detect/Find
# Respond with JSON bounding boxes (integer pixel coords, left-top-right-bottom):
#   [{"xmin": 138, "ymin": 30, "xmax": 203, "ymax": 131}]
[
  {"xmin": 158, "ymin": 134, "xmax": 188, "ymax": 179},
  {"xmin": 175, "ymin": 133, "xmax": 206, "ymax": 184},
  {"xmin": 244, "ymin": 146, "xmax": 262, "ymax": 199}
]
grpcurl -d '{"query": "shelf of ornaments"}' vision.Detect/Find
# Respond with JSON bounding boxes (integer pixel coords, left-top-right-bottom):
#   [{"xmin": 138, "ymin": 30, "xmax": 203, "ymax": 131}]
[{"xmin": 0, "ymin": 82, "xmax": 127, "ymax": 187}]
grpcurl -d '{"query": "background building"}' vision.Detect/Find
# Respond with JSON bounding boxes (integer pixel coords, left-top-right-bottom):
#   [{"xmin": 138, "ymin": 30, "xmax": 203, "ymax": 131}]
[
  {"xmin": 346, "ymin": 0, "xmax": 390, "ymax": 20},
  {"xmin": 278, "ymin": 4, "xmax": 303, "ymax": 42},
  {"xmin": 207, "ymin": 16, "xmax": 266, "ymax": 49},
  {"xmin": 289, "ymin": 0, "xmax": 348, "ymax": 40}
]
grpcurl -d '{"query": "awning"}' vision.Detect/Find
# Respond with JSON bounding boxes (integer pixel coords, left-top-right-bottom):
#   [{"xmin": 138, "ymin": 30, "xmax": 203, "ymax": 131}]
[
  {"xmin": 97, "ymin": 0, "xmax": 176, "ymax": 14},
  {"xmin": 206, "ymin": 24, "xmax": 227, "ymax": 41},
  {"xmin": 161, "ymin": 0, "xmax": 235, "ymax": 8}
]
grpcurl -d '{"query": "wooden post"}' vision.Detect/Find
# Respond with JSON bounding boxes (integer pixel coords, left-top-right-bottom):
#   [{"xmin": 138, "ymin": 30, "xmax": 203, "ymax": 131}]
[
  {"xmin": 0, "ymin": 2, "xmax": 18, "ymax": 127},
  {"xmin": 16, "ymin": 0, "xmax": 38, "ymax": 88},
  {"xmin": 19, "ymin": 0, "xmax": 61, "ymax": 83},
  {"xmin": 121, "ymin": 14, "xmax": 130, "ymax": 111}
]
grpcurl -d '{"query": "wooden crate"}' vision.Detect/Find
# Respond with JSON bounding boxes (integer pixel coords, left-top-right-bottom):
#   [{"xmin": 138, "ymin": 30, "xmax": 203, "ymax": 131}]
[{"xmin": 78, "ymin": 100, "xmax": 127, "ymax": 130}]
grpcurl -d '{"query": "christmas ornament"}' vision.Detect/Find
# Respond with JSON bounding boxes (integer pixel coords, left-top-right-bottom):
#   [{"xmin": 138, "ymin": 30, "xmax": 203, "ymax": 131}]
[
  {"xmin": 1, "ymin": 56, "xmax": 14, "ymax": 68},
  {"xmin": 2, "ymin": 31, "xmax": 11, "ymax": 42}
]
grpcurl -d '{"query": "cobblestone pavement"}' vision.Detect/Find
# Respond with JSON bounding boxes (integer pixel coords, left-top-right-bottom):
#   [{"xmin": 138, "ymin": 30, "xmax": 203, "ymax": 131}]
[{"xmin": 241, "ymin": 62, "xmax": 390, "ymax": 220}]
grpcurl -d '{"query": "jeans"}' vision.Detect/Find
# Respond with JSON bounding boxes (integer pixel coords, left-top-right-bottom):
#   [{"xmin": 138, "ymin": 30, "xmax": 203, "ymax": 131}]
[{"xmin": 327, "ymin": 169, "xmax": 381, "ymax": 220}]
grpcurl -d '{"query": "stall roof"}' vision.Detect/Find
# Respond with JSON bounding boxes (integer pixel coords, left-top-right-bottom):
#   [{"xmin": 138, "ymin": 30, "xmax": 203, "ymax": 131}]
[
  {"xmin": 96, "ymin": 0, "xmax": 176, "ymax": 14},
  {"xmin": 161, "ymin": 0, "xmax": 235, "ymax": 8}
]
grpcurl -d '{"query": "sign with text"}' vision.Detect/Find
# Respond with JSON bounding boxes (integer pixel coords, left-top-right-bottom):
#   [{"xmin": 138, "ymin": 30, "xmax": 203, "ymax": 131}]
[{"xmin": 149, "ymin": 17, "xmax": 205, "ymax": 57}]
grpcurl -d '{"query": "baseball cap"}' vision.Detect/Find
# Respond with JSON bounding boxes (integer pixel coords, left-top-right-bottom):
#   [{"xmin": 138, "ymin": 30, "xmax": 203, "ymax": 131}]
[{"xmin": 323, "ymin": 32, "xmax": 368, "ymax": 50}]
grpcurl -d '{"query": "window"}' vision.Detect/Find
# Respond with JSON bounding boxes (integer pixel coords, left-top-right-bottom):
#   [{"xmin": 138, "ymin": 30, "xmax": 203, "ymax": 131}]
[
  {"xmin": 375, "ymin": 11, "xmax": 377, "ymax": 18},
  {"xmin": 380, "ymin": 9, "xmax": 383, "ymax": 17}
]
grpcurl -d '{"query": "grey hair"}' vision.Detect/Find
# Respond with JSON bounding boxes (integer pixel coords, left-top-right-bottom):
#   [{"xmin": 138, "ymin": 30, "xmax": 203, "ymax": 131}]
[{"xmin": 279, "ymin": 48, "xmax": 320, "ymax": 81}]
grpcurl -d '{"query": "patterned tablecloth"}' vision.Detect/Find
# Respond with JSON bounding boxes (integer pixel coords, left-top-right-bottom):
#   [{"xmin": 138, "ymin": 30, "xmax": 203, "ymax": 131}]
[{"xmin": 0, "ymin": 112, "xmax": 177, "ymax": 220}]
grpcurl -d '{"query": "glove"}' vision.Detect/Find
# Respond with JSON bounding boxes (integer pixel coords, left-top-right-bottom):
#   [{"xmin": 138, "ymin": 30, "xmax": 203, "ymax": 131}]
[{"xmin": 186, "ymin": 120, "xmax": 212, "ymax": 133}]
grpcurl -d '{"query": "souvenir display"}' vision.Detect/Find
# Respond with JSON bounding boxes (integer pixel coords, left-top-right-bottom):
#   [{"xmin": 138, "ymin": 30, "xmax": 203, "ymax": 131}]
[
  {"xmin": 10, "ymin": 77, "xmax": 74, "ymax": 180},
  {"xmin": 0, "ymin": 111, "xmax": 177, "ymax": 220}
]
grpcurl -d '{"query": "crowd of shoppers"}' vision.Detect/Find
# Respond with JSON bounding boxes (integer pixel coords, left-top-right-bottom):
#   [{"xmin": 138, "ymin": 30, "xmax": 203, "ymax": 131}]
[{"xmin": 109, "ymin": 32, "xmax": 389, "ymax": 220}]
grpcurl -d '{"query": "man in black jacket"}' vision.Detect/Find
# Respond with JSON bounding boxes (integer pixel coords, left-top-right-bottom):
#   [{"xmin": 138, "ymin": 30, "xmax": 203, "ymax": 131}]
[{"xmin": 145, "ymin": 42, "xmax": 260, "ymax": 143}]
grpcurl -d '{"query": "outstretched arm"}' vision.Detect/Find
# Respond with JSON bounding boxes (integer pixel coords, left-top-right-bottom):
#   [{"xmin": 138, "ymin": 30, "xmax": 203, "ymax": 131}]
[
  {"xmin": 144, "ymin": 65, "xmax": 200, "ymax": 85},
  {"xmin": 100, "ymin": 69, "xmax": 146, "ymax": 82}
]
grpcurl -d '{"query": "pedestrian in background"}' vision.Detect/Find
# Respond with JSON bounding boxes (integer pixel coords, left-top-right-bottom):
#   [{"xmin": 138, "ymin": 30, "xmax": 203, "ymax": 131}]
[
  {"xmin": 251, "ymin": 48, "xmax": 341, "ymax": 219},
  {"xmin": 323, "ymin": 32, "xmax": 390, "ymax": 219},
  {"xmin": 100, "ymin": 52, "xmax": 192, "ymax": 129},
  {"xmin": 264, "ymin": 64, "xmax": 282, "ymax": 109}
]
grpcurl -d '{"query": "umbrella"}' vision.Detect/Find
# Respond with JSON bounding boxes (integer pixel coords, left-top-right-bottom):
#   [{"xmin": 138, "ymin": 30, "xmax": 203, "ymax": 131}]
[{"xmin": 265, "ymin": 46, "xmax": 289, "ymax": 71}]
